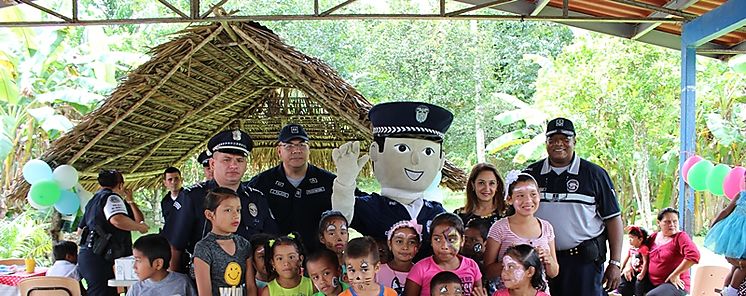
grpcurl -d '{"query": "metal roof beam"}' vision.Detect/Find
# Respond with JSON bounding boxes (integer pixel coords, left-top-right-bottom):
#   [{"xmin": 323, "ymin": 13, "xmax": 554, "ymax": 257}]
[
  {"xmin": 14, "ymin": 0, "xmax": 72, "ymax": 22},
  {"xmin": 631, "ymin": 0, "xmax": 700, "ymax": 40},
  {"xmin": 319, "ymin": 0, "xmax": 358, "ymax": 16},
  {"xmin": 0, "ymin": 14, "xmax": 682, "ymax": 27},
  {"xmin": 445, "ymin": 0, "xmax": 518, "ymax": 17},
  {"xmin": 530, "ymin": 0, "xmax": 551, "ymax": 16},
  {"xmin": 683, "ymin": 0, "xmax": 746, "ymax": 46}
]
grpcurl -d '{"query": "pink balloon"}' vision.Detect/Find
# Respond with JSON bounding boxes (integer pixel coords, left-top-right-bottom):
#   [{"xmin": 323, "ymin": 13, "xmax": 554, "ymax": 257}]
[
  {"xmin": 682, "ymin": 155, "xmax": 703, "ymax": 183},
  {"xmin": 723, "ymin": 166, "xmax": 746, "ymax": 200}
]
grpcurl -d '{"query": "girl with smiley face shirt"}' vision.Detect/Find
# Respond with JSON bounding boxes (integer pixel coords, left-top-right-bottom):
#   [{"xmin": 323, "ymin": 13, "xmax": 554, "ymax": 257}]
[
  {"xmin": 405, "ymin": 212, "xmax": 483, "ymax": 296},
  {"xmin": 483, "ymin": 171, "xmax": 558, "ymax": 292},
  {"xmin": 193, "ymin": 188, "xmax": 257, "ymax": 296},
  {"xmin": 262, "ymin": 233, "xmax": 315, "ymax": 296}
]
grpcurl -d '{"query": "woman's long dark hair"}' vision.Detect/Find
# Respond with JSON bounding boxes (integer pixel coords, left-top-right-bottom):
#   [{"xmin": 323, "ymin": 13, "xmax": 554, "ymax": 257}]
[{"xmin": 464, "ymin": 163, "xmax": 506, "ymax": 216}]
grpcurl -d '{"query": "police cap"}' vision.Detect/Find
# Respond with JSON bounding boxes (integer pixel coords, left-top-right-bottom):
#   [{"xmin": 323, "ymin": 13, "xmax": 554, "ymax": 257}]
[
  {"xmin": 369, "ymin": 102, "xmax": 453, "ymax": 140},
  {"xmin": 197, "ymin": 150, "xmax": 211, "ymax": 167},
  {"xmin": 207, "ymin": 130, "xmax": 253, "ymax": 156},
  {"xmin": 278, "ymin": 124, "xmax": 309, "ymax": 143},
  {"xmin": 545, "ymin": 117, "xmax": 576, "ymax": 137}
]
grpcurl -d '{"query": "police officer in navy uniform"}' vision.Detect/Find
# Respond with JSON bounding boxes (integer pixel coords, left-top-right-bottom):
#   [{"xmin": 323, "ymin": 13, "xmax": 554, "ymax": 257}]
[
  {"xmin": 197, "ymin": 150, "xmax": 213, "ymax": 181},
  {"xmin": 524, "ymin": 118, "xmax": 623, "ymax": 295},
  {"xmin": 159, "ymin": 166, "xmax": 182, "ymax": 225},
  {"xmin": 162, "ymin": 130, "xmax": 278, "ymax": 272},
  {"xmin": 78, "ymin": 169, "xmax": 149, "ymax": 296},
  {"xmin": 331, "ymin": 102, "xmax": 453, "ymax": 259},
  {"xmin": 248, "ymin": 124, "xmax": 340, "ymax": 252}
]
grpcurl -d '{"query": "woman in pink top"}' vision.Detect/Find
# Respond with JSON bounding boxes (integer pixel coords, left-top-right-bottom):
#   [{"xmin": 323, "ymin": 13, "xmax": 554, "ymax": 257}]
[
  {"xmin": 483, "ymin": 171, "xmax": 559, "ymax": 291},
  {"xmin": 640, "ymin": 208, "xmax": 700, "ymax": 296}
]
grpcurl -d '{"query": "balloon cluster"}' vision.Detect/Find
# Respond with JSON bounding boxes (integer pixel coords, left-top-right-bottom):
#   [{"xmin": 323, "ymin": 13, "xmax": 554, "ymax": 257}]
[
  {"xmin": 682, "ymin": 155, "xmax": 745, "ymax": 200},
  {"xmin": 22, "ymin": 160, "xmax": 93, "ymax": 215}
]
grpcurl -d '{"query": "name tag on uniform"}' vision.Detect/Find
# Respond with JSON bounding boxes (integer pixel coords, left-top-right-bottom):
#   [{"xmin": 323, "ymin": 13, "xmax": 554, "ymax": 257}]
[
  {"xmin": 270, "ymin": 189, "xmax": 289, "ymax": 198},
  {"xmin": 173, "ymin": 201, "xmax": 181, "ymax": 210},
  {"xmin": 306, "ymin": 187, "xmax": 325, "ymax": 195}
]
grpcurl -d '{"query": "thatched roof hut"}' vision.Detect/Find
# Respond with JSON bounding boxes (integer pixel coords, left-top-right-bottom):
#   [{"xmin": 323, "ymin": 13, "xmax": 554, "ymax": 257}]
[{"xmin": 9, "ymin": 21, "xmax": 466, "ymax": 202}]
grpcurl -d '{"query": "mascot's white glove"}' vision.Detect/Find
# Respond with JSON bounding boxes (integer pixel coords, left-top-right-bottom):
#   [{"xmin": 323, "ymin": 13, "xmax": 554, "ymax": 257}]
[{"xmin": 331, "ymin": 141, "xmax": 370, "ymax": 223}]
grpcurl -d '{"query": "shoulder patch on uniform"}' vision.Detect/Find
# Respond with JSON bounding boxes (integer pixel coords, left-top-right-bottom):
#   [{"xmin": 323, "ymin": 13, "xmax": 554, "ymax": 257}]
[
  {"xmin": 108, "ymin": 194, "xmax": 121, "ymax": 203},
  {"xmin": 186, "ymin": 182, "xmax": 204, "ymax": 191}
]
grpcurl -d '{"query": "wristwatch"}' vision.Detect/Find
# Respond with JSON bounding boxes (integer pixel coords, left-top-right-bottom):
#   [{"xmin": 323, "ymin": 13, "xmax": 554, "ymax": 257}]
[{"xmin": 609, "ymin": 259, "xmax": 622, "ymax": 268}]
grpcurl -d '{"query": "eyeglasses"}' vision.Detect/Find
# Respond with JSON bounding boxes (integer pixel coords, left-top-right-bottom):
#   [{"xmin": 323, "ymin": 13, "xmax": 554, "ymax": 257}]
[{"xmin": 280, "ymin": 142, "xmax": 309, "ymax": 151}]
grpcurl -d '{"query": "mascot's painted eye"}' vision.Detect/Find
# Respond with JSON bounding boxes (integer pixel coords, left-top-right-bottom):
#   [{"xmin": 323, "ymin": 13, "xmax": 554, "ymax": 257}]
[
  {"xmin": 394, "ymin": 144, "xmax": 410, "ymax": 153},
  {"xmin": 423, "ymin": 147, "xmax": 435, "ymax": 156}
]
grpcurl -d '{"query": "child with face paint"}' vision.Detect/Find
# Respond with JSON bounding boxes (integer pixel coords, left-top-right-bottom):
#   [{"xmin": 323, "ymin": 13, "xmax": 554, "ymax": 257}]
[
  {"xmin": 377, "ymin": 220, "xmax": 422, "ymax": 296},
  {"xmin": 494, "ymin": 244, "xmax": 549, "ymax": 296},
  {"xmin": 340, "ymin": 236, "xmax": 397, "ymax": 296},
  {"xmin": 405, "ymin": 212, "xmax": 483, "ymax": 296},
  {"xmin": 262, "ymin": 233, "xmax": 316, "ymax": 296},
  {"xmin": 461, "ymin": 219, "xmax": 495, "ymax": 295},
  {"xmin": 483, "ymin": 171, "xmax": 558, "ymax": 291},
  {"xmin": 318, "ymin": 210, "xmax": 350, "ymax": 268},
  {"xmin": 193, "ymin": 188, "xmax": 257, "ymax": 296},
  {"xmin": 250, "ymin": 233, "xmax": 275, "ymax": 291},
  {"xmin": 307, "ymin": 248, "xmax": 350, "ymax": 296}
]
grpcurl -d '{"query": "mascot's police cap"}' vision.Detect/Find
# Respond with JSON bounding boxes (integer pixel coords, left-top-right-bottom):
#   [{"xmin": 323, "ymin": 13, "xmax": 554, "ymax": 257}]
[
  {"xmin": 207, "ymin": 129, "xmax": 254, "ymax": 156},
  {"xmin": 369, "ymin": 102, "xmax": 453, "ymax": 140},
  {"xmin": 197, "ymin": 150, "xmax": 211, "ymax": 167}
]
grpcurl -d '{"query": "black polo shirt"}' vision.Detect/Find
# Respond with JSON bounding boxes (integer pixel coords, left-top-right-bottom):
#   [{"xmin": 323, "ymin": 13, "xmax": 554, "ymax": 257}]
[
  {"xmin": 524, "ymin": 154, "xmax": 620, "ymax": 250},
  {"xmin": 248, "ymin": 163, "xmax": 336, "ymax": 251},
  {"xmin": 161, "ymin": 180, "xmax": 278, "ymax": 255}
]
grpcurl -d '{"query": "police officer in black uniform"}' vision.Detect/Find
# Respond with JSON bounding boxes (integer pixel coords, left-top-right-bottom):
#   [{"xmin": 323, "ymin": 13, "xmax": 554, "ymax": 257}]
[
  {"xmin": 162, "ymin": 130, "xmax": 278, "ymax": 272},
  {"xmin": 78, "ymin": 169, "xmax": 149, "ymax": 296},
  {"xmin": 248, "ymin": 124, "xmax": 340, "ymax": 252},
  {"xmin": 197, "ymin": 150, "xmax": 213, "ymax": 181}
]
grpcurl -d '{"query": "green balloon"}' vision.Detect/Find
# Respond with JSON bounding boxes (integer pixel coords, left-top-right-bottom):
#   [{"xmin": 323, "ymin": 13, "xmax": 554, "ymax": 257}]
[
  {"xmin": 707, "ymin": 164, "xmax": 731, "ymax": 196},
  {"xmin": 29, "ymin": 179, "xmax": 62, "ymax": 206},
  {"xmin": 687, "ymin": 160, "xmax": 713, "ymax": 191}
]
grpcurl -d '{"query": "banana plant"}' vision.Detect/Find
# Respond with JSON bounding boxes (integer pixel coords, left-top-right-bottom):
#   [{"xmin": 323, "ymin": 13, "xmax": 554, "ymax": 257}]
[{"xmin": 486, "ymin": 92, "xmax": 551, "ymax": 164}]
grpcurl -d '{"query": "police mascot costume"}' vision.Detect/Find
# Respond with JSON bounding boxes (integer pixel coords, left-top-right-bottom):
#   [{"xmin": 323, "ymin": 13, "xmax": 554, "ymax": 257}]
[{"xmin": 331, "ymin": 101, "xmax": 453, "ymax": 258}]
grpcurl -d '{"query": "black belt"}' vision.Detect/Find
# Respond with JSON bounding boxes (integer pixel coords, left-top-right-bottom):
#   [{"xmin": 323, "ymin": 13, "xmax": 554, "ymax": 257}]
[{"xmin": 556, "ymin": 235, "xmax": 603, "ymax": 259}]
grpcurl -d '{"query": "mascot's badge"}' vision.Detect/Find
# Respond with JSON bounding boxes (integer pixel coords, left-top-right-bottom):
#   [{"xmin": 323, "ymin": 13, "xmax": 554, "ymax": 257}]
[
  {"xmin": 249, "ymin": 203, "xmax": 258, "ymax": 217},
  {"xmin": 567, "ymin": 179, "xmax": 579, "ymax": 192},
  {"xmin": 415, "ymin": 105, "xmax": 430, "ymax": 123},
  {"xmin": 232, "ymin": 130, "xmax": 241, "ymax": 140}
]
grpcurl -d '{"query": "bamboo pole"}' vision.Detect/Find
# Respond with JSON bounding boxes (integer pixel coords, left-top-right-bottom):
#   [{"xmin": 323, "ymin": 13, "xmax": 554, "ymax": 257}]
[
  {"xmin": 219, "ymin": 21, "xmax": 283, "ymax": 84},
  {"xmin": 68, "ymin": 27, "xmax": 225, "ymax": 165}
]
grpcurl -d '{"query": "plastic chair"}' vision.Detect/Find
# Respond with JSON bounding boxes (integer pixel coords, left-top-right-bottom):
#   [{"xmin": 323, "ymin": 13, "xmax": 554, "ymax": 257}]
[
  {"xmin": 18, "ymin": 276, "xmax": 81, "ymax": 296},
  {"xmin": 0, "ymin": 258, "xmax": 25, "ymax": 266},
  {"xmin": 690, "ymin": 265, "xmax": 730, "ymax": 296}
]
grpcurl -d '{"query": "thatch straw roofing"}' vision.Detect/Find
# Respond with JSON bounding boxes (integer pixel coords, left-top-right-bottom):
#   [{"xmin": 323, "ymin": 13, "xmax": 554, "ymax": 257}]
[{"xmin": 10, "ymin": 21, "xmax": 466, "ymax": 201}]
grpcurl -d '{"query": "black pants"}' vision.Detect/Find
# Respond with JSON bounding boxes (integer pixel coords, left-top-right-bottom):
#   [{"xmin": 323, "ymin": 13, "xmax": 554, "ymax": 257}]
[
  {"xmin": 618, "ymin": 274, "xmax": 641, "ymax": 296},
  {"xmin": 78, "ymin": 248, "xmax": 116, "ymax": 296},
  {"xmin": 619, "ymin": 276, "xmax": 686, "ymax": 296},
  {"xmin": 550, "ymin": 254, "xmax": 606, "ymax": 295}
]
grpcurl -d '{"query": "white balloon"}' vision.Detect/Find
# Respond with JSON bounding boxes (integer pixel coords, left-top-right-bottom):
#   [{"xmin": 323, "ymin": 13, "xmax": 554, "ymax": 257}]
[
  {"xmin": 75, "ymin": 183, "xmax": 93, "ymax": 211},
  {"xmin": 53, "ymin": 165, "xmax": 79, "ymax": 190},
  {"xmin": 26, "ymin": 193, "xmax": 50, "ymax": 210}
]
